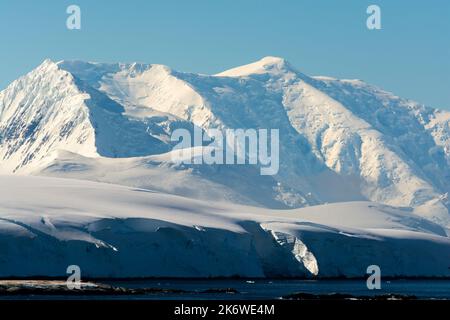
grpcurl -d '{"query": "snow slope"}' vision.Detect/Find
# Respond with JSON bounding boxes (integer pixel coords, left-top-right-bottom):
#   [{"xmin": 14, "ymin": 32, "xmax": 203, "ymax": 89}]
[
  {"xmin": 37, "ymin": 150, "xmax": 294, "ymax": 209},
  {"xmin": 0, "ymin": 175, "xmax": 449, "ymax": 278}
]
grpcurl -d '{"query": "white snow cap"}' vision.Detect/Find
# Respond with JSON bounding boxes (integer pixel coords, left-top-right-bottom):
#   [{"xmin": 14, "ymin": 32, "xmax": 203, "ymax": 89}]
[{"xmin": 215, "ymin": 56, "xmax": 296, "ymax": 77}]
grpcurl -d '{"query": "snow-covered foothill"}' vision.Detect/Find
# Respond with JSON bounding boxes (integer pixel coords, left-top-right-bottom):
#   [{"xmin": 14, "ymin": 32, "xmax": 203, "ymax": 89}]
[{"xmin": 0, "ymin": 175, "xmax": 448, "ymax": 278}]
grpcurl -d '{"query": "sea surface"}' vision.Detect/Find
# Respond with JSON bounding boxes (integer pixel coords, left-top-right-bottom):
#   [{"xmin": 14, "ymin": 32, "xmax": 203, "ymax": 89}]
[{"xmin": 2, "ymin": 279, "xmax": 448, "ymax": 300}]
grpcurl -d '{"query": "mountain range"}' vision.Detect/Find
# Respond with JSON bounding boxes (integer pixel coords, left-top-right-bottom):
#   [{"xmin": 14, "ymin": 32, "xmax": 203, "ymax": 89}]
[
  {"xmin": 1, "ymin": 56, "xmax": 449, "ymax": 225},
  {"xmin": 0, "ymin": 57, "xmax": 449, "ymax": 277}
]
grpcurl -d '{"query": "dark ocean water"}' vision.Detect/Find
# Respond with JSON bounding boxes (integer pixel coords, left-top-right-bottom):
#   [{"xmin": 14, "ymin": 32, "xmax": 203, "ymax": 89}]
[
  {"xmin": 3, "ymin": 279, "xmax": 447, "ymax": 300},
  {"xmin": 107, "ymin": 279, "xmax": 450, "ymax": 300}
]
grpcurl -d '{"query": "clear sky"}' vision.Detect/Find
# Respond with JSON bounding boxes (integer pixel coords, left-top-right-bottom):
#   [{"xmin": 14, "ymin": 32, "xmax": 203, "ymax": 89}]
[{"xmin": 0, "ymin": 0, "xmax": 449, "ymax": 109}]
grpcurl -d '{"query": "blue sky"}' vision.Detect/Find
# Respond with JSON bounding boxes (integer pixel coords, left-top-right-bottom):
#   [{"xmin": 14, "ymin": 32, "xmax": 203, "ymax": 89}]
[{"xmin": 1, "ymin": 0, "xmax": 449, "ymax": 109}]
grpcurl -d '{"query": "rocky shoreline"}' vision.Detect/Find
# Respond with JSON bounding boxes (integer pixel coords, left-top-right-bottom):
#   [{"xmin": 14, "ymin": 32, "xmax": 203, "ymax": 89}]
[{"xmin": 0, "ymin": 280, "xmax": 239, "ymax": 297}]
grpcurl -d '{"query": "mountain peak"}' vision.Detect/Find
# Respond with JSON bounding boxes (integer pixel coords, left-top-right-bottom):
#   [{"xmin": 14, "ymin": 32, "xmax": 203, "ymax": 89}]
[
  {"xmin": 259, "ymin": 56, "xmax": 286, "ymax": 64},
  {"xmin": 36, "ymin": 58, "xmax": 60, "ymax": 72},
  {"xmin": 41, "ymin": 58, "xmax": 56, "ymax": 65},
  {"xmin": 215, "ymin": 56, "xmax": 296, "ymax": 77}
]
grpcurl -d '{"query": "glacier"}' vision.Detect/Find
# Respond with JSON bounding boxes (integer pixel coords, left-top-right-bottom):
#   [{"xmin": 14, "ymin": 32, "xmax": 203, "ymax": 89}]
[{"xmin": 0, "ymin": 175, "xmax": 448, "ymax": 278}]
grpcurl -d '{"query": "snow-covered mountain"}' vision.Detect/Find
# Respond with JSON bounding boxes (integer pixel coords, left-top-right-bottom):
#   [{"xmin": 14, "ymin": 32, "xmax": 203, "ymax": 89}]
[{"xmin": 1, "ymin": 57, "xmax": 449, "ymax": 227}]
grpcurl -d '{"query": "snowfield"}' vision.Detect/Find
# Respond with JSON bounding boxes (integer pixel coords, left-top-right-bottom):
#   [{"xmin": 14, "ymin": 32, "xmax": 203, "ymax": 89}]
[{"xmin": 0, "ymin": 175, "xmax": 449, "ymax": 278}]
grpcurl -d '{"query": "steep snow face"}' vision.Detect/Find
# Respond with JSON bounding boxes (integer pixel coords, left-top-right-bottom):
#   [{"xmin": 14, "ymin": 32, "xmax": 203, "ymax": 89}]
[
  {"xmin": 308, "ymin": 77, "xmax": 450, "ymax": 192},
  {"xmin": 210, "ymin": 57, "xmax": 450, "ymax": 225},
  {"xmin": 282, "ymin": 79, "xmax": 449, "ymax": 224},
  {"xmin": 0, "ymin": 60, "xmax": 97, "ymax": 172},
  {"xmin": 0, "ymin": 175, "xmax": 449, "ymax": 278},
  {"xmin": 0, "ymin": 60, "xmax": 194, "ymax": 173}
]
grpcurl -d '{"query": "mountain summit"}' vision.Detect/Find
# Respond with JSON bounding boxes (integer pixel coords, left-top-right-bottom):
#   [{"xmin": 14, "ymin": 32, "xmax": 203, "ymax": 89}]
[
  {"xmin": 1, "ymin": 57, "xmax": 449, "ymax": 227},
  {"xmin": 215, "ymin": 56, "xmax": 295, "ymax": 77}
]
